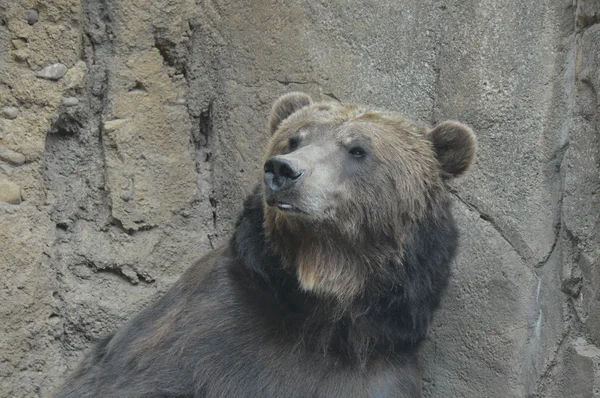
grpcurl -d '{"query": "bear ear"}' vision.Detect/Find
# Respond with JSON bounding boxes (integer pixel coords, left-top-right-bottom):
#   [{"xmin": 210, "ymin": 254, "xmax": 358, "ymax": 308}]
[
  {"xmin": 427, "ymin": 121, "xmax": 477, "ymax": 178},
  {"xmin": 268, "ymin": 92, "xmax": 312, "ymax": 135}
]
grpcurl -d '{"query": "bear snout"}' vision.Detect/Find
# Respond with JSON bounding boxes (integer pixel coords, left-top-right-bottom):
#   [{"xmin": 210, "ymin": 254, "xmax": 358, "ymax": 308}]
[{"xmin": 264, "ymin": 156, "xmax": 305, "ymax": 192}]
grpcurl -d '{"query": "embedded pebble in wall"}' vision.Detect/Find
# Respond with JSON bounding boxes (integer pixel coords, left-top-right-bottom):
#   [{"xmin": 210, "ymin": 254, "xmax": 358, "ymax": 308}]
[
  {"xmin": 62, "ymin": 97, "xmax": 79, "ymax": 107},
  {"xmin": 2, "ymin": 107, "xmax": 18, "ymax": 120},
  {"xmin": 12, "ymin": 39, "xmax": 26, "ymax": 49},
  {"xmin": 26, "ymin": 9, "xmax": 39, "ymax": 25},
  {"xmin": 0, "ymin": 147, "xmax": 26, "ymax": 166},
  {"xmin": 104, "ymin": 119, "xmax": 128, "ymax": 132},
  {"xmin": 0, "ymin": 161, "xmax": 12, "ymax": 176},
  {"xmin": 120, "ymin": 190, "xmax": 134, "ymax": 202},
  {"xmin": 0, "ymin": 180, "xmax": 21, "ymax": 204},
  {"xmin": 36, "ymin": 63, "xmax": 68, "ymax": 80}
]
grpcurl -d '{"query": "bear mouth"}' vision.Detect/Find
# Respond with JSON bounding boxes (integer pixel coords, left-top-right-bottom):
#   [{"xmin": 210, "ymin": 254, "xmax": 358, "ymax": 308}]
[
  {"xmin": 277, "ymin": 202, "xmax": 293, "ymax": 211},
  {"xmin": 275, "ymin": 201, "xmax": 300, "ymax": 213},
  {"xmin": 266, "ymin": 197, "xmax": 305, "ymax": 214}
]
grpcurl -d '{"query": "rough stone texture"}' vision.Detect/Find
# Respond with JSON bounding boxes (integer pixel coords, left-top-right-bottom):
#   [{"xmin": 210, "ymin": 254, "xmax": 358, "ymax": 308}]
[{"xmin": 0, "ymin": 0, "xmax": 598, "ymax": 397}]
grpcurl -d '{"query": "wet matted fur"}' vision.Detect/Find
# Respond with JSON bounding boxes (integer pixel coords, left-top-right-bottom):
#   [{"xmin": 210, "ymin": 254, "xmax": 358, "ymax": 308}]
[{"xmin": 55, "ymin": 92, "xmax": 476, "ymax": 397}]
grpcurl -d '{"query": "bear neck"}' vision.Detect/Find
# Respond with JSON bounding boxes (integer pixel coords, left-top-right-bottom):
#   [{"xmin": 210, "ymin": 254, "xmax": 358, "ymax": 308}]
[
  {"xmin": 230, "ymin": 185, "xmax": 458, "ymax": 361},
  {"xmin": 264, "ymin": 213, "xmax": 401, "ymax": 303}
]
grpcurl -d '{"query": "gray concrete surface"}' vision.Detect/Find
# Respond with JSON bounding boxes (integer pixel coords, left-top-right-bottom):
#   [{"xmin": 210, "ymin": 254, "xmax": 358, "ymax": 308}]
[{"xmin": 0, "ymin": 0, "xmax": 598, "ymax": 396}]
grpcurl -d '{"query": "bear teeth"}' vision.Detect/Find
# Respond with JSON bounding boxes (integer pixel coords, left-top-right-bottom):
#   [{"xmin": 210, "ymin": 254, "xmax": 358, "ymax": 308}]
[{"xmin": 277, "ymin": 203, "xmax": 293, "ymax": 210}]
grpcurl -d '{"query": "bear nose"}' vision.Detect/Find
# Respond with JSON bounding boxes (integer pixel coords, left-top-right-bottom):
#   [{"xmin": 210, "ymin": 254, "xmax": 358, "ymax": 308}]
[{"xmin": 264, "ymin": 156, "xmax": 304, "ymax": 192}]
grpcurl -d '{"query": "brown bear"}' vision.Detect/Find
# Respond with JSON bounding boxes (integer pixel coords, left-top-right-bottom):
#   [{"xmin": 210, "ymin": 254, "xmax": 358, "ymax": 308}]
[{"xmin": 55, "ymin": 92, "xmax": 476, "ymax": 397}]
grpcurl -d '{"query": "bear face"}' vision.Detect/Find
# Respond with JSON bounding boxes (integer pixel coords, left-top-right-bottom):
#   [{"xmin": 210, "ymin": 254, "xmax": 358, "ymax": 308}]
[{"xmin": 263, "ymin": 92, "xmax": 476, "ymax": 303}]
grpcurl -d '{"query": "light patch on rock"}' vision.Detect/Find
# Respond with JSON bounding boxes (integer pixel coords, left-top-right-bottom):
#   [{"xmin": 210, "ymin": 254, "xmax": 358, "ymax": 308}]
[
  {"xmin": 62, "ymin": 97, "xmax": 79, "ymax": 107},
  {"xmin": 120, "ymin": 190, "xmax": 135, "ymax": 202},
  {"xmin": 0, "ymin": 147, "xmax": 26, "ymax": 165},
  {"xmin": 2, "ymin": 107, "xmax": 18, "ymax": 120},
  {"xmin": 0, "ymin": 161, "xmax": 12, "ymax": 176},
  {"xmin": 64, "ymin": 61, "xmax": 88, "ymax": 90},
  {"xmin": 36, "ymin": 63, "xmax": 68, "ymax": 80},
  {"xmin": 575, "ymin": 337, "xmax": 600, "ymax": 358},
  {"xmin": 0, "ymin": 180, "xmax": 21, "ymax": 204},
  {"xmin": 12, "ymin": 39, "xmax": 27, "ymax": 49},
  {"xmin": 104, "ymin": 119, "xmax": 129, "ymax": 132}
]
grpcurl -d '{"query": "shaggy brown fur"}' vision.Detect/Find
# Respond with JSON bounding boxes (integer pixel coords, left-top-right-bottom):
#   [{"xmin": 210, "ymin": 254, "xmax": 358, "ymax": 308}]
[{"xmin": 55, "ymin": 92, "xmax": 476, "ymax": 398}]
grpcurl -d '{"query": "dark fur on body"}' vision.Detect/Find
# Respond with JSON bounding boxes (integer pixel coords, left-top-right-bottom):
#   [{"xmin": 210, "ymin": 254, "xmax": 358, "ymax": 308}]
[
  {"xmin": 55, "ymin": 187, "xmax": 456, "ymax": 397},
  {"xmin": 56, "ymin": 93, "xmax": 475, "ymax": 397}
]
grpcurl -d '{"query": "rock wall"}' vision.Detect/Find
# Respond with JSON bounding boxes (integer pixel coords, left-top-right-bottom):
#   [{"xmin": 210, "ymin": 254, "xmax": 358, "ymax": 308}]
[{"xmin": 0, "ymin": 0, "xmax": 598, "ymax": 397}]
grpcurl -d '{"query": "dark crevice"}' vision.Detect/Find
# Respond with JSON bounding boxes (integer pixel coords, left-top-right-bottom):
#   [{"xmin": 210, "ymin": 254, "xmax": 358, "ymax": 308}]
[
  {"xmin": 97, "ymin": 267, "xmax": 155, "ymax": 285},
  {"xmin": 83, "ymin": 32, "xmax": 96, "ymax": 65},
  {"xmin": 98, "ymin": 118, "xmax": 104, "ymax": 146},
  {"xmin": 580, "ymin": 76, "xmax": 597, "ymax": 96},
  {"xmin": 276, "ymin": 79, "xmax": 310, "ymax": 86},
  {"xmin": 536, "ymin": 136, "xmax": 566, "ymax": 270},
  {"xmin": 80, "ymin": 256, "xmax": 155, "ymax": 285},
  {"xmin": 535, "ymin": 330, "xmax": 570, "ymax": 394},
  {"xmin": 209, "ymin": 195, "xmax": 218, "ymax": 228},
  {"xmin": 50, "ymin": 112, "xmax": 83, "ymax": 137},
  {"xmin": 560, "ymin": 225, "xmax": 584, "ymax": 298},
  {"xmin": 430, "ymin": 62, "xmax": 441, "ymax": 126},
  {"xmin": 577, "ymin": 13, "xmax": 600, "ymax": 30},
  {"xmin": 108, "ymin": 217, "xmax": 156, "ymax": 236},
  {"xmin": 129, "ymin": 80, "xmax": 148, "ymax": 93},
  {"xmin": 323, "ymin": 92, "xmax": 341, "ymax": 102},
  {"xmin": 536, "ymin": 220, "xmax": 561, "ymax": 269},
  {"xmin": 56, "ymin": 222, "xmax": 69, "ymax": 231},
  {"xmin": 547, "ymin": 141, "xmax": 570, "ymax": 169},
  {"xmin": 429, "ymin": 6, "xmax": 447, "ymax": 126},
  {"xmin": 538, "ymin": 137, "xmax": 566, "ymax": 271},
  {"xmin": 154, "ymin": 34, "xmax": 187, "ymax": 76},
  {"xmin": 193, "ymin": 101, "xmax": 213, "ymax": 148},
  {"xmin": 82, "ymin": 0, "xmax": 113, "ymax": 223},
  {"xmin": 479, "ymin": 213, "xmax": 491, "ymax": 222},
  {"xmin": 578, "ymin": 77, "xmax": 599, "ymax": 124}
]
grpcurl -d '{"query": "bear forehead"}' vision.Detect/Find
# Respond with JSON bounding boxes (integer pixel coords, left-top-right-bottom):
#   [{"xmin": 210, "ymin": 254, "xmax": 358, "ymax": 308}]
[
  {"xmin": 277, "ymin": 102, "xmax": 427, "ymax": 134},
  {"xmin": 270, "ymin": 102, "xmax": 432, "ymax": 156}
]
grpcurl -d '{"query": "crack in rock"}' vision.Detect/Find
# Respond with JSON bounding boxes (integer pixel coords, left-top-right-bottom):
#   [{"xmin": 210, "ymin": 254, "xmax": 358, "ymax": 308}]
[{"xmin": 451, "ymin": 191, "xmax": 537, "ymax": 266}]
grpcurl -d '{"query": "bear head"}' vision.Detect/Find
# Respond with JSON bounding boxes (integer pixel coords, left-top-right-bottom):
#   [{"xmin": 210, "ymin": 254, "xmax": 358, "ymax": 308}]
[{"xmin": 263, "ymin": 92, "xmax": 476, "ymax": 304}]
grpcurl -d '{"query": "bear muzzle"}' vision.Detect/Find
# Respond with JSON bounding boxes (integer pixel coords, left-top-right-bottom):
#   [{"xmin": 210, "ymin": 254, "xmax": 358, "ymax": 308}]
[
  {"xmin": 264, "ymin": 156, "xmax": 305, "ymax": 193},
  {"xmin": 264, "ymin": 156, "xmax": 307, "ymax": 213}
]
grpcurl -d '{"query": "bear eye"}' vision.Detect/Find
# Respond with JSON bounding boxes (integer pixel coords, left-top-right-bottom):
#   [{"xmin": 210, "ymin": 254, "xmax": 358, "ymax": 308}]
[
  {"xmin": 288, "ymin": 137, "xmax": 299, "ymax": 151},
  {"xmin": 349, "ymin": 146, "xmax": 366, "ymax": 158}
]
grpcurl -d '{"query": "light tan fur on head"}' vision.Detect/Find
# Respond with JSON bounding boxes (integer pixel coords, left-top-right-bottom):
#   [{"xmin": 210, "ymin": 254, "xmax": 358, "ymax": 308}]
[{"xmin": 263, "ymin": 93, "xmax": 476, "ymax": 303}]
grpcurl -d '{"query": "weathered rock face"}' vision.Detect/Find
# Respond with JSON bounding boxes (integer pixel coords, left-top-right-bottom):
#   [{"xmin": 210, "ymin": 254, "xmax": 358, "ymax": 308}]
[{"xmin": 0, "ymin": 0, "xmax": 597, "ymax": 396}]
